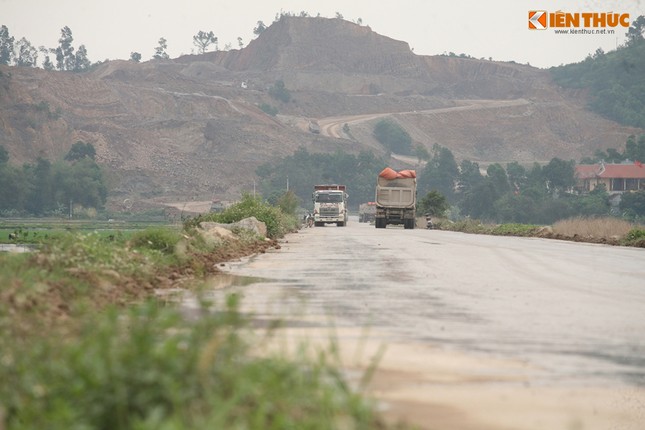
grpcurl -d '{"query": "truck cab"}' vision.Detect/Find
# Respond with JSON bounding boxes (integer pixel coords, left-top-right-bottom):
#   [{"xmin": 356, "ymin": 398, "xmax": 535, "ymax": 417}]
[{"xmin": 312, "ymin": 185, "xmax": 348, "ymax": 227}]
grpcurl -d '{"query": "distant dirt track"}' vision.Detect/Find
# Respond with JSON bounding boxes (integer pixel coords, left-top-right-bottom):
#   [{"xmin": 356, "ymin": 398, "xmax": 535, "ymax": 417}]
[{"xmin": 316, "ymin": 98, "xmax": 531, "ymax": 138}]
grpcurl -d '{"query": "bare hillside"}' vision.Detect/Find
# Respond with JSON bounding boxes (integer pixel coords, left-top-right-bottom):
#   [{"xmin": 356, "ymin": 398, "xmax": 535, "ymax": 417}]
[{"xmin": 0, "ymin": 16, "xmax": 642, "ymax": 209}]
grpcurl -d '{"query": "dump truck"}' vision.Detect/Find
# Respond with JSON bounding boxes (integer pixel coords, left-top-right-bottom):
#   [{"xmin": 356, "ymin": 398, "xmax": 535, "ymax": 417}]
[
  {"xmin": 312, "ymin": 184, "xmax": 348, "ymax": 227},
  {"xmin": 374, "ymin": 168, "xmax": 416, "ymax": 229},
  {"xmin": 358, "ymin": 202, "xmax": 377, "ymax": 223}
]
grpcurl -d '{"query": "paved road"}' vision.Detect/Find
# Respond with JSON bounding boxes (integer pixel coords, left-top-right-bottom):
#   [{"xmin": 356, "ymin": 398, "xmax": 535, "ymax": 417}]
[{"xmin": 213, "ymin": 218, "xmax": 645, "ymax": 429}]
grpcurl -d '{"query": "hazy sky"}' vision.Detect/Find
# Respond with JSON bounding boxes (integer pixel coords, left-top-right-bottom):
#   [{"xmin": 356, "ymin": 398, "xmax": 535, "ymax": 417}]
[{"xmin": 2, "ymin": 0, "xmax": 643, "ymax": 69}]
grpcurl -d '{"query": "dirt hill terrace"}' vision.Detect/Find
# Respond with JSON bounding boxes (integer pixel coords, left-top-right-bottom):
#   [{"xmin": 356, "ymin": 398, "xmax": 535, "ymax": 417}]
[{"xmin": 0, "ymin": 16, "xmax": 642, "ymax": 209}]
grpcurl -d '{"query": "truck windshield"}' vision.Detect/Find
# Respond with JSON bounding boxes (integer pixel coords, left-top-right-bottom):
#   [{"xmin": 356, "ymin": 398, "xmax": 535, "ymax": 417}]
[{"xmin": 315, "ymin": 193, "xmax": 343, "ymax": 203}]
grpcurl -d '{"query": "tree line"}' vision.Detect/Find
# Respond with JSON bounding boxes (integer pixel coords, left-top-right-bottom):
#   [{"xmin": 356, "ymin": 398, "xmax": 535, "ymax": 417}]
[
  {"xmin": 0, "ymin": 25, "xmax": 242, "ymax": 70},
  {"xmin": 257, "ymin": 135, "xmax": 645, "ymax": 223},
  {"xmin": 0, "ymin": 142, "xmax": 107, "ymax": 216},
  {"xmin": 550, "ymin": 15, "xmax": 645, "ymax": 129}
]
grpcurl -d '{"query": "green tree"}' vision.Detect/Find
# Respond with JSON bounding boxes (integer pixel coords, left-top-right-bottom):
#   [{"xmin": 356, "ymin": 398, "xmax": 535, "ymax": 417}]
[
  {"xmin": 130, "ymin": 52, "xmax": 141, "ymax": 62},
  {"xmin": 506, "ymin": 161, "xmax": 527, "ymax": 191},
  {"xmin": 486, "ymin": 163, "xmax": 510, "ymax": 195},
  {"xmin": 372, "ymin": 119, "xmax": 412, "ymax": 155},
  {"xmin": 15, "ymin": 37, "xmax": 38, "ymax": 67},
  {"xmin": 276, "ymin": 190, "xmax": 299, "ymax": 216},
  {"xmin": 74, "ymin": 45, "xmax": 90, "ymax": 71},
  {"xmin": 56, "ymin": 158, "xmax": 107, "ymax": 209},
  {"xmin": 55, "ymin": 26, "xmax": 75, "ymax": 71},
  {"xmin": 268, "ymin": 80, "xmax": 291, "ymax": 103},
  {"xmin": 39, "ymin": 46, "xmax": 54, "ymax": 70},
  {"xmin": 419, "ymin": 145, "xmax": 459, "ymax": 201},
  {"xmin": 153, "ymin": 37, "xmax": 169, "ymax": 59},
  {"xmin": 626, "ymin": 15, "xmax": 645, "ymax": 46},
  {"xmin": 193, "ymin": 31, "xmax": 217, "ymax": 54},
  {"xmin": 0, "ymin": 164, "xmax": 26, "ymax": 212},
  {"xmin": 460, "ymin": 181, "xmax": 497, "ymax": 220},
  {"xmin": 542, "ymin": 158, "xmax": 575, "ymax": 193},
  {"xmin": 24, "ymin": 158, "xmax": 55, "ymax": 215},
  {"xmin": 624, "ymin": 134, "xmax": 645, "ymax": 162},
  {"xmin": 418, "ymin": 190, "xmax": 449, "ymax": 217},
  {"xmin": 65, "ymin": 141, "xmax": 96, "ymax": 162},
  {"xmin": 493, "ymin": 193, "xmax": 539, "ymax": 223},
  {"xmin": 0, "ymin": 25, "xmax": 14, "ymax": 65},
  {"xmin": 253, "ymin": 21, "xmax": 267, "ymax": 36},
  {"xmin": 570, "ymin": 186, "xmax": 610, "ymax": 217},
  {"xmin": 620, "ymin": 190, "xmax": 645, "ymax": 217},
  {"xmin": 458, "ymin": 159, "xmax": 484, "ymax": 195}
]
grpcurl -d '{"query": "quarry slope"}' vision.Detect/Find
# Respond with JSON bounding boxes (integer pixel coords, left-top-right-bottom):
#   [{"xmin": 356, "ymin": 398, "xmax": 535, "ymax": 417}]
[{"xmin": 0, "ymin": 16, "xmax": 642, "ymax": 210}]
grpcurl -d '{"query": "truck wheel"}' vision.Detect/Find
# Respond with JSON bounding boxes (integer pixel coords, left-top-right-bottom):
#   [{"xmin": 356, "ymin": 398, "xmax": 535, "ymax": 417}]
[
  {"xmin": 337, "ymin": 221, "xmax": 345, "ymax": 227},
  {"xmin": 375, "ymin": 219, "xmax": 385, "ymax": 229},
  {"xmin": 314, "ymin": 222, "xmax": 324, "ymax": 227},
  {"xmin": 404, "ymin": 219, "xmax": 415, "ymax": 230}
]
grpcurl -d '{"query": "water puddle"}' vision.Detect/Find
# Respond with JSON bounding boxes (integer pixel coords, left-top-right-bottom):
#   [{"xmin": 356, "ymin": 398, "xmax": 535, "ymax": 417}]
[{"xmin": 206, "ymin": 273, "xmax": 267, "ymax": 289}]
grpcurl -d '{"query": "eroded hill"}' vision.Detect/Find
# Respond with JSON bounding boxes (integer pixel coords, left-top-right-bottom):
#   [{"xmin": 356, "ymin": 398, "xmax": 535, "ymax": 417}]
[{"xmin": 0, "ymin": 16, "xmax": 642, "ymax": 210}]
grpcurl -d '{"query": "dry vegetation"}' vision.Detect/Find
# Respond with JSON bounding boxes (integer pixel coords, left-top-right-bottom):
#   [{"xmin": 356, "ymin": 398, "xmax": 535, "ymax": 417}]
[
  {"xmin": 552, "ymin": 216, "xmax": 638, "ymax": 239},
  {"xmin": 435, "ymin": 216, "xmax": 645, "ymax": 247}
]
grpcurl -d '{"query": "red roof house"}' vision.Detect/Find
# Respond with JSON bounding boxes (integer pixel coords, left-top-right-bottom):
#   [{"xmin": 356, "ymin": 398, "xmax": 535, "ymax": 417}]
[{"xmin": 575, "ymin": 162, "xmax": 645, "ymax": 193}]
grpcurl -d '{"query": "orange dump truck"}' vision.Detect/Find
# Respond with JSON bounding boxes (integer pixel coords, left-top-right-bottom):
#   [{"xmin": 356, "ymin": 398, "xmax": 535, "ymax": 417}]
[{"xmin": 374, "ymin": 168, "xmax": 416, "ymax": 229}]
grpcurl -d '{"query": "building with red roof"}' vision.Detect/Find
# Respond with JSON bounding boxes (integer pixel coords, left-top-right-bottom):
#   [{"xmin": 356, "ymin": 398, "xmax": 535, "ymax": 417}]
[{"xmin": 575, "ymin": 162, "xmax": 645, "ymax": 193}]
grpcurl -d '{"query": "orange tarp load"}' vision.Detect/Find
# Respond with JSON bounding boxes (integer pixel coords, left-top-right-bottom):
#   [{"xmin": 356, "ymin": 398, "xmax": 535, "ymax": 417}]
[{"xmin": 379, "ymin": 167, "xmax": 416, "ymax": 179}]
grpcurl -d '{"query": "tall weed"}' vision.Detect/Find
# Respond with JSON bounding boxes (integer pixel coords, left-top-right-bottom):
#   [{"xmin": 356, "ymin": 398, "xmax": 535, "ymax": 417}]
[{"xmin": 0, "ymin": 298, "xmax": 384, "ymax": 430}]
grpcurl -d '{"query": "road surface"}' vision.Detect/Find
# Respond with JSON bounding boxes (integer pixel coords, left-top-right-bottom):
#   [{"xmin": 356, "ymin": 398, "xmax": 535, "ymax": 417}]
[{"xmin": 202, "ymin": 218, "xmax": 645, "ymax": 430}]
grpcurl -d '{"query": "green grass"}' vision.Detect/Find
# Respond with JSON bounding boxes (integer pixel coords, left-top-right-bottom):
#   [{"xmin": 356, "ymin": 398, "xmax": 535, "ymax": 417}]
[
  {"xmin": 0, "ymin": 298, "xmax": 385, "ymax": 430},
  {"xmin": 0, "ymin": 209, "xmax": 397, "ymax": 429},
  {"xmin": 433, "ymin": 216, "xmax": 645, "ymax": 248},
  {"xmin": 0, "ymin": 218, "xmax": 169, "ymax": 245}
]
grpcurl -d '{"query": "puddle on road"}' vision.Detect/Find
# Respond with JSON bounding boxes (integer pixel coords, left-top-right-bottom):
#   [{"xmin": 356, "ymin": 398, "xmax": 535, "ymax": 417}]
[{"xmin": 206, "ymin": 273, "xmax": 267, "ymax": 289}]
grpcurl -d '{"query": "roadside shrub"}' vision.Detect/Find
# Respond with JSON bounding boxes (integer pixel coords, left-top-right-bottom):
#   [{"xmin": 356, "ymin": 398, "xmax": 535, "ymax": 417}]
[
  {"xmin": 491, "ymin": 223, "xmax": 541, "ymax": 236},
  {"xmin": 622, "ymin": 228, "xmax": 645, "ymax": 247},
  {"xmin": 445, "ymin": 218, "xmax": 491, "ymax": 234},
  {"xmin": 0, "ymin": 299, "xmax": 384, "ymax": 430},
  {"xmin": 130, "ymin": 227, "xmax": 183, "ymax": 254},
  {"xmin": 259, "ymin": 102, "xmax": 278, "ymax": 116},
  {"xmin": 186, "ymin": 194, "xmax": 297, "ymax": 238}
]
